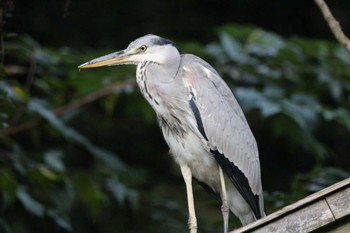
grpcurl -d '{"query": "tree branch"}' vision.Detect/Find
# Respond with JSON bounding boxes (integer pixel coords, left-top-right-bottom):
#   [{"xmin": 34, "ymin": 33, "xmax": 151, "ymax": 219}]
[
  {"xmin": 314, "ymin": 0, "xmax": 350, "ymax": 53},
  {"xmin": 2, "ymin": 79, "xmax": 136, "ymax": 136}
]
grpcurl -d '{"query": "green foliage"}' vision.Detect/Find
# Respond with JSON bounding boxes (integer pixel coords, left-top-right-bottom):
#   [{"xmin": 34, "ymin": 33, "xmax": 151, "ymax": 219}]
[
  {"xmin": 211, "ymin": 25, "xmax": 350, "ymax": 161},
  {"xmin": 1, "ymin": 25, "xmax": 349, "ymax": 232},
  {"xmin": 0, "ymin": 34, "xmax": 145, "ymax": 233},
  {"xmin": 0, "ymin": 88, "xmax": 15, "ymax": 130}
]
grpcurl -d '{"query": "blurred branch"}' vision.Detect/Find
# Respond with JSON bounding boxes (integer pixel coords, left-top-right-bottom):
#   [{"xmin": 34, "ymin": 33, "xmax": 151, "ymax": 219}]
[
  {"xmin": 314, "ymin": 0, "xmax": 350, "ymax": 53},
  {"xmin": 3, "ymin": 79, "xmax": 136, "ymax": 136}
]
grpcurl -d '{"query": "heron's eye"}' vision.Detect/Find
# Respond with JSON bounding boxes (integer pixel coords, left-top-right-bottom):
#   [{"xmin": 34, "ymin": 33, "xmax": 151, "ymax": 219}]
[{"xmin": 139, "ymin": 45, "xmax": 147, "ymax": 52}]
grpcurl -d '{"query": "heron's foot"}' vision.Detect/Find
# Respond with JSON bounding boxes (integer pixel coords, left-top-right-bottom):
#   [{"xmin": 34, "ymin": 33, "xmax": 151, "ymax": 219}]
[{"xmin": 188, "ymin": 216, "xmax": 197, "ymax": 233}]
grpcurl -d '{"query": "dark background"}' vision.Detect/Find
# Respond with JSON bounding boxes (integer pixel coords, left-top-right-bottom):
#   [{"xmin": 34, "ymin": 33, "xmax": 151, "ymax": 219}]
[{"xmin": 8, "ymin": 0, "xmax": 350, "ymax": 47}]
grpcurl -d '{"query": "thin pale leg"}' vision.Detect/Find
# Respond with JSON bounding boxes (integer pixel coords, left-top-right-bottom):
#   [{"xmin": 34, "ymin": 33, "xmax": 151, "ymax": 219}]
[
  {"xmin": 180, "ymin": 164, "xmax": 197, "ymax": 233},
  {"xmin": 219, "ymin": 165, "xmax": 229, "ymax": 233}
]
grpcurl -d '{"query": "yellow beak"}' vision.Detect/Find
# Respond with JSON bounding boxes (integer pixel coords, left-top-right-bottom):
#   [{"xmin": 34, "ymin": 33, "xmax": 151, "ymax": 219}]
[{"xmin": 78, "ymin": 50, "xmax": 130, "ymax": 69}]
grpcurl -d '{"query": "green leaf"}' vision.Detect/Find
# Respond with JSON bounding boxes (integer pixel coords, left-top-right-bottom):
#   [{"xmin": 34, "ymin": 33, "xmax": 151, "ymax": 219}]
[
  {"xmin": 47, "ymin": 210, "xmax": 72, "ymax": 232},
  {"xmin": 318, "ymin": 66, "xmax": 343, "ymax": 102},
  {"xmin": 28, "ymin": 99, "xmax": 126, "ymax": 171},
  {"xmin": 16, "ymin": 186, "xmax": 45, "ymax": 217},
  {"xmin": 334, "ymin": 46, "xmax": 350, "ymax": 65},
  {"xmin": 0, "ymin": 169, "xmax": 18, "ymax": 208},
  {"xmin": 235, "ymin": 87, "xmax": 281, "ymax": 117},
  {"xmin": 219, "ymin": 33, "xmax": 250, "ymax": 64},
  {"xmin": 246, "ymin": 29, "xmax": 285, "ymax": 56},
  {"xmin": 44, "ymin": 150, "xmax": 66, "ymax": 172},
  {"xmin": 280, "ymin": 94, "xmax": 321, "ymax": 131},
  {"xmin": 323, "ymin": 108, "xmax": 350, "ymax": 132},
  {"xmin": 37, "ymin": 166, "xmax": 61, "ymax": 181},
  {"xmin": 106, "ymin": 178, "xmax": 139, "ymax": 210},
  {"xmin": 73, "ymin": 174, "xmax": 105, "ymax": 216}
]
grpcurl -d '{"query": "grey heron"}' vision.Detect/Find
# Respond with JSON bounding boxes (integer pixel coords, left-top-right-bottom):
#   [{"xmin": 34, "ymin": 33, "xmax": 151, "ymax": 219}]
[{"xmin": 79, "ymin": 34, "xmax": 265, "ymax": 233}]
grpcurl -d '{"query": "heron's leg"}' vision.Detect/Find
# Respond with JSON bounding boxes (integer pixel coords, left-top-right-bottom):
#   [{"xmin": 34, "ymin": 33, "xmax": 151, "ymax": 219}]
[
  {"xmin": 219, "ymin": 165, "xmax": 229, "ymax": 233},
  {"xmin": 180, "ymin": 164, "xmax": 197, "ymax": 233}
]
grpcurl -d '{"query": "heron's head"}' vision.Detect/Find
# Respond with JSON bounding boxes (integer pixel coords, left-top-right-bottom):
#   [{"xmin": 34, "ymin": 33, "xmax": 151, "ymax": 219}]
[{"xmin": 79, "ymin": 34, "xmax": 179, "ymax": 69}]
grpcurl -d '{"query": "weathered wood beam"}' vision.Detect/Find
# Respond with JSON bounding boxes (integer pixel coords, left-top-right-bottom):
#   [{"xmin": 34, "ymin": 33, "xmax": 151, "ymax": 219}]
[{"xmin": 230, "ymin": 178, "xmax": 350, "ymax": 233}]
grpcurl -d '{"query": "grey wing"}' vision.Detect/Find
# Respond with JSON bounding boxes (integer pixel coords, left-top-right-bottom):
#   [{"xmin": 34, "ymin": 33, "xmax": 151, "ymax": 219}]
[{"xmin": 180, "ymin": 54, "xmax": 263, "ymax": 218}]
